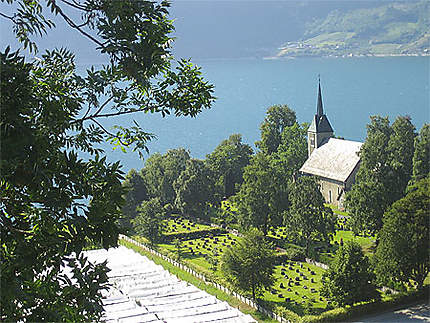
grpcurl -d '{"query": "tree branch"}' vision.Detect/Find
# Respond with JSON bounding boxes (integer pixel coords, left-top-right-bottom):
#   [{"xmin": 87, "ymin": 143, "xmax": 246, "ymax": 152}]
[
  {"xmin": 0, "ymin": 12, "xmax": 15, "ymax": 22},
  {"xmin": 1, "ymin": 213, "xmax": 34, "ymax": 235},
  {"xmin": 59, "ymin": 0, "xmax": 89, "ymax": 11},
  {"xmin": 52, "ymin": 0, "xmax": 110, "ymax": 54},
  {"xmin": 91, "ymin": 118, "xmax": 129, "ymax": 147}
]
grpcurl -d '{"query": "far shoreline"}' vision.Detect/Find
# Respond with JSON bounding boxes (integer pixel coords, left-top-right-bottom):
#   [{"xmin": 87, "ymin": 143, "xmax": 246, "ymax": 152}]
[{"xmin": 264, "ymin": 53, "xmax": 430, "ymax": 60}]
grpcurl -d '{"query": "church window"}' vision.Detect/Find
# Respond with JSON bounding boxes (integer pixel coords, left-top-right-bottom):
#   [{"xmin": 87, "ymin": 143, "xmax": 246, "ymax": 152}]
[{"xmin": 328, "ymin": 190, "xmax": 332, "ymax": 203}]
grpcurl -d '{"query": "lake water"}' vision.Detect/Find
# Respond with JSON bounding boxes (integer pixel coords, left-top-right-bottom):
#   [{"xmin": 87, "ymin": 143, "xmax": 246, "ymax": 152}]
[{"xmin": 101, "ymin": 56, "xmax": 429, "ymax": 172}]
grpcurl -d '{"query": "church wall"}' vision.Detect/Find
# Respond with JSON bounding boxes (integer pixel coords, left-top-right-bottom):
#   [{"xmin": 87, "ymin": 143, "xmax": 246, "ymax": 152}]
[
  {"xmin": 317, "ymin": 177, "xmax": 345, "ymax": 209},
  {"xmin": 344, "ymin": 161, "xmax": 361, "ymax": 191}
]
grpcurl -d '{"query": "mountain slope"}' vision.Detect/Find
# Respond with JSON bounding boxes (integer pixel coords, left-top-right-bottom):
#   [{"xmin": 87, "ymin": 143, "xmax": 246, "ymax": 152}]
[{"xmin": 277, "ymin": 1, "xmax": 430, "ymax": 57}]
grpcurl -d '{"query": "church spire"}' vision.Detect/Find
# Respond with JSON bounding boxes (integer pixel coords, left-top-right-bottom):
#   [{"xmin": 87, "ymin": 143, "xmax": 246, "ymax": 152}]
[{"xmin": 317, "ymin": 76, "xmax": 323, "ymax": 116}]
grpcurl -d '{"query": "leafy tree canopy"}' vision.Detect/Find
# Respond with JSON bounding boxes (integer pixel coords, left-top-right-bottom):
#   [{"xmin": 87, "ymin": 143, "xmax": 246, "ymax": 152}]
[
  {"xmin": 120, "ymin": 169, "xmax": 148, "ymax": 230},
  {"xmin": 221, "ymin": 228, "xmax": 276, "ymax": 300},
  {"xmin": 345, "ymin": 115, "xmax": 416, "ymax": 234},
  {"xmin": 0, "ymin": 0, "xmax": 214, "ymax": 321},
  {"xmin": 273, "ymin": 122, "xmax": 308, "ymax": 181},
  {"xmin": 374, "ymin": 176, "xmax": 430, "ymax": 290},
  {"xmin": 321, "ymin": 241, "xmax": 380, "ymax": 307},
  {"xmin": 287, "ymin": 176, "xmax": 335, "ymax": 255},
  {"xmin": 256, "ymin": 104, "xmax": 297, "ymax": 155},
  {"xmin": 234, "ymin": 152, "xmax": 288, "ymax": 235},
  {"xmin": 412, "ymin": 123, "xmax": 430, "ymax": 183},
  {"xmin": 206, "ymin": 133, "xmax": 253, "ymax": 199},
  {"xmin": 173, "ymin": 159, "xmax": 215, "ymax": 218},
  {"xmin": 132, "ymin": 198, "xmax": 165, "ymax": 247},
  {"xmin": 143, "ymin": 148, "xmax": 190, "ymax": 206}
]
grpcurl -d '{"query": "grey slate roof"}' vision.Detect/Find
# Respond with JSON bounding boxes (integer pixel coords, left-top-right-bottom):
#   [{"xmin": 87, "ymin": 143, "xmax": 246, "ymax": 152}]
[{"xmin": 300, "ymin": 138, "xmax": 363, "ymax": 183}]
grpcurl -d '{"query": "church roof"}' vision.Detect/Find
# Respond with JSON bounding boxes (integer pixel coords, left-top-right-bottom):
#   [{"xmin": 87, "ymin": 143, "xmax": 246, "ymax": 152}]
[
  {"xmin": 308, "ymin": 114, "xmax": 334, "ymax": 133},
  {"xmin": 300, "ymin": 138, "xmax": 363, "ymax": 183}
]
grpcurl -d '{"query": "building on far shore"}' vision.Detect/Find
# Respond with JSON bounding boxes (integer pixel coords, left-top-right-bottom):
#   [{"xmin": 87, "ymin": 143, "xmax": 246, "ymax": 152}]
[{"xmin": 299, "ymin": 80, "xmax": 362, "ymax": 209}]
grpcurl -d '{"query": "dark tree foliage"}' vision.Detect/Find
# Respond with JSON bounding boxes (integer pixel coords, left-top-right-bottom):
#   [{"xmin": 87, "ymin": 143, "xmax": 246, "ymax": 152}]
[
  {"xmin": 206, "ymin": 134, "xmax": 253, "ymax": 199},
  {"xmin": 273, "ymin": 122, "xmax": 308, "ymax": 181},
  {"xmin": 374, "ymin": 177, "xmax": 430, "ymax": 290},
  {"xmin": 412, "ymin": 123, "xmax": 430, "ymax": 183},
  {"xmin": 173, "ymin": 159, "xmax": 216, "ymax": 218},
  {"xmin": 256, "ymin": 104, "xmax": 297, "ymax": 155},
  {"xmin": 1, "ymin": 1, "xmax": 214, "ymax": 321},
  {"xmin": 287, "ymin": 176, "xmax": 335, "ymax": 255},
  {"xmin": 120, "ymin": 169, "xmax": 148, "ymax": 230},
  {"xmin": 143, "ymin": 148, "xmax": 190, "ymax": 206},
  {"xmin": 321, "ymin": 241, "xmax": 380, "ymax": 307},
  {"xmin": 221, "ymin": 228, "xmax": 276, "ymax": 301},
  {"xmin": 235, "ymin": 153, "xmax": 288, "ymax": 235},
  {"xmin": 345, "ymin": 116, "xmax": 416, "ymax": 234},
  {"xmin": 132, "ymin": 198, "xmax": 165, "ymax": 247}
]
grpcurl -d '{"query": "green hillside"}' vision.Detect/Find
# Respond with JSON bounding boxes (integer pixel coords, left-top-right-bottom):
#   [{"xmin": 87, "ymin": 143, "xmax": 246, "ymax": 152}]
[{"xmin": 277, "ymin": 1, "xmax": 430, "ymax": 57}]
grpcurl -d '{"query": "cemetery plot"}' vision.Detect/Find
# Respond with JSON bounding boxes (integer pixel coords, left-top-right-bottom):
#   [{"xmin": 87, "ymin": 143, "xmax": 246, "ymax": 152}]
[
  {"xmin": 264, "ymin": 261, "xmax": 327, "ymax": 312},
  {"xmin": 267, "ymin": 227, "xmax": 290, "ymax": 240},
  {"xmin": 159, "ymin": 232, "xmax": 241, "ymax": 269},
  {"xmin": 162, "ymin": 215, "xmax": 212, "ymax": 234}
]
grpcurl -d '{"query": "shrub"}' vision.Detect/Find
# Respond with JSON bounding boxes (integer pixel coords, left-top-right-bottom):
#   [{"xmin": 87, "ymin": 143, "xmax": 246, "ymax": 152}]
[{"xmin": 284, "ymin": 245, "xmax": 306, "ymax": 261}]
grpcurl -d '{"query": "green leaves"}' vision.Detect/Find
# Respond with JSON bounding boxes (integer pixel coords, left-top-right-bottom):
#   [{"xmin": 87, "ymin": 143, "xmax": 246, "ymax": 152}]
[
  {"xmin": 374, "ymin": 177, "xmax": 430, "ymax": 290},
  {"xmin": 221, "ymin": 228, "xmax": 276, "ymax": 300},
  {"xmin": 345, "ymin": 115, "xmax": 417, "ymax": 234},
  {"xmin": 321, "ymin": 241, "xmax": 379, "ymax": 307},
  {"xmin": 287, "ymin": 176, "xmax": 335, "ymax": 255},
  {"xmin": 1, "ymin": 1, "xmax": 215, "ymax": 320},
  {"xmin": 256, "ymin": 104, "xmax": 297, "ymax": 155}
]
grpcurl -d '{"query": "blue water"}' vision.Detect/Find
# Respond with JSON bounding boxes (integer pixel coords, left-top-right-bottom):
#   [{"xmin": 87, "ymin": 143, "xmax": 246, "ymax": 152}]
[{"xmin": 101, "ymin": 57, "xmax": 429, "ymax": 172}]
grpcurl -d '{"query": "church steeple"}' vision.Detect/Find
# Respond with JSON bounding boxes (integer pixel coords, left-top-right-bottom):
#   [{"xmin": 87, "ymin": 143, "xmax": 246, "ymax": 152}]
[
  {"xmin": 307, "ymin": 77, "xmax": 334, "ymax": 156},
  {"xmin": 317, "ymin": 77, "xmax": 323, "ymax": 116}
]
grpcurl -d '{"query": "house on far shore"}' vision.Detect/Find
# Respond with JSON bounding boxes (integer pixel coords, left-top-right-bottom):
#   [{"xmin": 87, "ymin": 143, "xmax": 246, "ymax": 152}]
[{"xmin": 299, "ymin": 80, "xmax": 362, "ymax": 209}]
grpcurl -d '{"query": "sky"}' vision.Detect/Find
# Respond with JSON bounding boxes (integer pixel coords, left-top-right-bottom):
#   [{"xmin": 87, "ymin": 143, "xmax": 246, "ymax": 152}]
[{"xmin": 0, "ymin": 0, "xmax": 386, "ymax": 61}]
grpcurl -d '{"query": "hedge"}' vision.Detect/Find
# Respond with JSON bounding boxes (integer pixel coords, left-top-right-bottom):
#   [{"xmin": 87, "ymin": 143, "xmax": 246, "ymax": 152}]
[
  {"xmin": 162, "ymin": 228, "xmax": 227, "ymax": 242},
  {"xmin": 300, "ymin": 286, "xmax": 429, "ymax": 323}
]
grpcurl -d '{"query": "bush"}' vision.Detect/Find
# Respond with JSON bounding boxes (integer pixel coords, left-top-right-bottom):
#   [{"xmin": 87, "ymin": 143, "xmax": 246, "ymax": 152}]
[{"xmin": 284, "ymin": 245, "xmax": 306, "ymax": 261}]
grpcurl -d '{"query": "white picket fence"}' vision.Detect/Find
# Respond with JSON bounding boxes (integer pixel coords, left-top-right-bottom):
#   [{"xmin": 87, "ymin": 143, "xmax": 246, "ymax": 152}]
[{"xmin": 119, "ymin": 234, "xmax": 290, "ymax": 323}]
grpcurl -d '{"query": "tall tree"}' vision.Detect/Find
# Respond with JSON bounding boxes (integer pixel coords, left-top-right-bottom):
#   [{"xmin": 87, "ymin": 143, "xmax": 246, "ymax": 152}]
[
  {"xmin": 120, "ymin": 169, "xmax": 148, "ymax": 230},
  {"xmin": 387, "ymin": 116, "xmax": 416, "ymax": 199},
  {"xmin": 1, "ymin": 1, "xmax": 214, "ymax": 321},
  {"xmin": 206, "ymin": 134, "xmax": 253, "ymax": 199},
  {"xmin": 173, "ymin": 159, "xmax": 215, "ymax": 218},
  {"xmin": 374, "ymin": 177, "xmax": 430, "ymax": 290},
  {"xmin": 287, "ymin": 176, "xmax": 335, "ymax": 255},
  {"xmin": 143, "ymin": 148, "xmax": 190, "ymax": 206},
  {"xmin": 321, "ymin": 241, "xmax": 379, "ymax": 307},
  {"xmin": 234, "ymin": 153, "xmax": 288, "ymax": 235},
  {"xmin": 273, "ymin": 122, "xmax": 308, "ymax": 180},
  {"xmin": 345, "ymin": 116, "xmax": 415, "ymax": 234},
  {"xmin": 132, "ymin": 198, "xmax": 165, "ymax": 247},
  {"xmin": 221, "ymin": 228, "xmax": 276, "ymax": 301},
  {"xmin": 256, "ymin": 104, "xmax": 297, "ymax": 155},
  {"xmin": 412, "ymin": 123, "xmax": 430, "ymax": 182}
]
